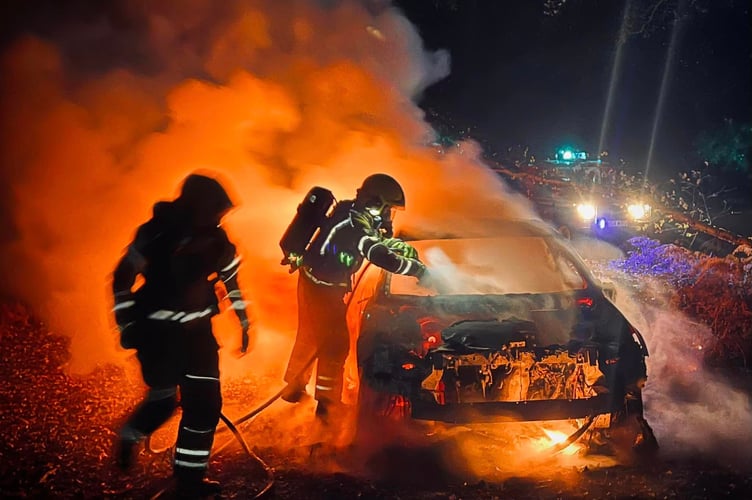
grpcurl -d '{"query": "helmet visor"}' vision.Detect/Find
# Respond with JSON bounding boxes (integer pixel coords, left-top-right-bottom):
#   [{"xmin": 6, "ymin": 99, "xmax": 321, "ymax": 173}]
[{"xmin": 366, "ymin": 200, "xmax": 401, "ymax": 218}]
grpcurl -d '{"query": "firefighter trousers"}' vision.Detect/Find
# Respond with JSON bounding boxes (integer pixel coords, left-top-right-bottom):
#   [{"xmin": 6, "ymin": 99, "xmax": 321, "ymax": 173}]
[
  {"xmin": 284, "ymin": 272, "xmax": 349, "ymax": 407},
  {"xmin": 122, "ymin": 317, "xmax": 222, "ymax": 480}
]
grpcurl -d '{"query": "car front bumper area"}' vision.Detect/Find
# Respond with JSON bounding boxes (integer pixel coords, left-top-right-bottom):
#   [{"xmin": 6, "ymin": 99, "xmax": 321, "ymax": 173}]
[{"xmin": 410, "ymin": 393, "xmax": 621, "ymax": 423}]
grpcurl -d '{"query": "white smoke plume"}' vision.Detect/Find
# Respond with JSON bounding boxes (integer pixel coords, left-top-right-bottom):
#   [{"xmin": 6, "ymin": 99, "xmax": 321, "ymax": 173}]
[
  {"xmin": 576, "ymin": 241, "xmax": 752, "ymax": 470},
  {"xmin": 616, "ymin": 287, "xmax": 752, "ymax": 468}
]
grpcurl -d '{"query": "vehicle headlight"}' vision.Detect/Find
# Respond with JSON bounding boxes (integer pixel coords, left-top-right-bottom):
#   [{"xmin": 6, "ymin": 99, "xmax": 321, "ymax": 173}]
[
  {"xmin": 627, "ymin": 203, "xmax": 651, "ymax": 220},
  {"xmin": 576, "ymin": 203, "xmax": 596, "ymax": 221}
]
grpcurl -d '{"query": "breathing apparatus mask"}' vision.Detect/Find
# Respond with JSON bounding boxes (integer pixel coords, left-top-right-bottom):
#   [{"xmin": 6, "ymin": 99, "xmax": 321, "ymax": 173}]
[{"xmin": 353, "ymin": 173, "xmax": 405, "ymax": 235}]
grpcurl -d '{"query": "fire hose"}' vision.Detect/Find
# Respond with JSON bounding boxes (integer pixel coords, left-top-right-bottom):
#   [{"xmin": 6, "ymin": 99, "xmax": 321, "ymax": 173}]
[
  {"xmin": 548, "ymin": 415, "xmax": 595, "ymax": 455},
  {"xmin": 145, "ymin": 352, "xmax": 318, "ymax": 500},
  {"xmin": 221, "ymin": 260, "xmax": 372, "ymax": 428},
  {"xmin": 146, "ymin": 261, "xmax": 373, "ymax": 498}
]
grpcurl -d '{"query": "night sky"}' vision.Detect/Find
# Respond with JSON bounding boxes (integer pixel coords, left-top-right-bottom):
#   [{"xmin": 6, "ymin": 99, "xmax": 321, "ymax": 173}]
[
  {"xmin": 395, "ymin": 0, "xmax": 751, "ymax": 179},
  {"xmin": 1, "ymin": 0, "xmax": 749, "ymax": 180}
]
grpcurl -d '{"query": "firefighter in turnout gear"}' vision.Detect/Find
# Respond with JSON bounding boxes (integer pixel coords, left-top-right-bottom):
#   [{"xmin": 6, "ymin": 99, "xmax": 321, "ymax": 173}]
[
  {"xmin": 111, "ymin": 173, "xmax": 253, "ymax": 497},
  {"xmin": 280, "ymin": 173, "xmax": 425, "ymax": 425}
]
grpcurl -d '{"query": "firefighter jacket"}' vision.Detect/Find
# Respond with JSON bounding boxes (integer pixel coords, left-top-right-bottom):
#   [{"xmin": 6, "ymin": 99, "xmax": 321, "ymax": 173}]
[
  {"xmin": 112, "ymin": 200, "xmax": 247, "ymax": 327},
  {"xmin": 301, "ymin": 200, "xmax": 425, "ymax": 288}
]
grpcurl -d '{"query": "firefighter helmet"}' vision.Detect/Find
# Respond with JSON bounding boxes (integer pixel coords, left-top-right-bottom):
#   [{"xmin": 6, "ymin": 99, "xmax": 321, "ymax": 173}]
[
  {"xmin": 178, "ymin": 173, "xmax": 235, "ymax": 226},
  {"xmin": 355, "ymin": 173, "xmax": 406, "ymax": 211}
]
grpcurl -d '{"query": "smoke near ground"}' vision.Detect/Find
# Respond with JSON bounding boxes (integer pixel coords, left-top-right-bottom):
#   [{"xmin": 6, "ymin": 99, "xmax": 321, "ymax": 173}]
[
  {"xmin": 577, "ymin": 239, "xmax": 752, "ymax": 471},
  {"xmin": 614, "ymin": 282, "xmax": 752, "ymax": 468}
]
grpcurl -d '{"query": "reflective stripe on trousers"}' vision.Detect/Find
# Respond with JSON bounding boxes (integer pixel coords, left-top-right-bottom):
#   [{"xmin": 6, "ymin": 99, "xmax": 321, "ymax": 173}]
[
  {"xmin": 174, "ymin": 372, "xmax": 221, "ymax": 473},
  {"xmin": 284, "ymin": 272, "xmax": 348, "ymax": 404}
]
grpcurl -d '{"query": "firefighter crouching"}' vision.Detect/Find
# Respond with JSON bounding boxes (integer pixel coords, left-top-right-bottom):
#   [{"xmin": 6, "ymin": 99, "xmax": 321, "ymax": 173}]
[
  {"xmin": 111, "ymin": 172, "xmax": 253, "ymax": 497},
  {"xmin": 279, "ymin": 173, "xmax": 425, "ymax": 428}
]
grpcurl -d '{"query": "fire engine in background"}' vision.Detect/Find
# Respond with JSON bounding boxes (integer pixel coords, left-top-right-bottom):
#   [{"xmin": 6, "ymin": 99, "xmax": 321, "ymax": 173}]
[{"xmin": 495, "ymin": 148, "xmax": 655, "ymax": 244}]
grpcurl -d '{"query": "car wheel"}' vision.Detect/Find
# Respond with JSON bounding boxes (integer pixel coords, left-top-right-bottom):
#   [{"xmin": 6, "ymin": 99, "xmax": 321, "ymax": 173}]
[
  {"xmin": 358, "ymin": 374, "xmax": 411, "ymax": 419},
  {"xmin": 586, "ymin": 389, "xmax": 658, "ymax": 458},
  {"xmin": 353, "ymin": 368, "xmax": 414, "ymax": 448}
]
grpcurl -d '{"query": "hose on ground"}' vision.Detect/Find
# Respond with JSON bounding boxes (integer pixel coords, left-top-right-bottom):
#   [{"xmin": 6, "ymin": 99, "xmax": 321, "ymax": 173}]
[
  {"xmin": 548, "ymin": 415, "xmax": 596, "ymax": 455},
  {"xmin": 147, "ymin": 261, "xmax": 374, "ymax": 497},
  {"xmin": 146, "ymin": 351, "xmax": 318, "ymax": 499}
]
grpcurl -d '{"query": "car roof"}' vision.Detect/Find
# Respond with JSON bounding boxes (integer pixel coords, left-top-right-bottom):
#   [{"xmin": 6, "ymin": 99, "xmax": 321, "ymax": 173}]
[
  {"xmin": 398, "ymin": 218, "xmax": 558, "ymax": 241},
  {"xmin": 394, "ymin": 218, "xmax": 600, "ymax": 288}
]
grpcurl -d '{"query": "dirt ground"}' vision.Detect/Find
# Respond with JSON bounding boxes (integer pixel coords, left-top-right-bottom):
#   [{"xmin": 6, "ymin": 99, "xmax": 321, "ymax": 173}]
[{"xmin": 2, "ymin": 303, "xmax": 751, "ymax": 499}]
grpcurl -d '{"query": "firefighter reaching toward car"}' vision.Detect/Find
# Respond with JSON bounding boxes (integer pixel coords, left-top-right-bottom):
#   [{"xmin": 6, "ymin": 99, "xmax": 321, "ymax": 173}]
[
  {"xmin": 279, "ymin": 173, "xmax": 426, "ymax": 430},
  {"xmin": 111, "ymin": 172, "xmax": 253, "ymax": 498}
]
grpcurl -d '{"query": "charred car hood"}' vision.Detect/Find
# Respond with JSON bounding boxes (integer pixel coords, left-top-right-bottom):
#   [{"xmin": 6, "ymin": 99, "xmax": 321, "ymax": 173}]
[{"xmin": 435, "ymin": 318, "xmax": 536, "ymax": 353}]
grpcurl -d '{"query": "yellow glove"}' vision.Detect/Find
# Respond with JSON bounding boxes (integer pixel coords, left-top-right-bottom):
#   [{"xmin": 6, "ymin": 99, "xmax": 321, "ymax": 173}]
[{"xmin": 383, "ymin": 238, "xmax": 419, "ymax": 260}]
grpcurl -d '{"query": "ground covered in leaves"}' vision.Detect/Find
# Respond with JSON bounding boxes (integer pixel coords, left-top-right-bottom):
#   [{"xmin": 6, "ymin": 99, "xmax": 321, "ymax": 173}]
[{"xmin": 2, "ymin": 301, "xmax": 751, "ymax": 499}]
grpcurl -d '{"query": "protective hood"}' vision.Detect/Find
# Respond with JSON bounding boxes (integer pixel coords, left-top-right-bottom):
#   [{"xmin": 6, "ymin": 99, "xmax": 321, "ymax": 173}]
[{"xmin": 177, "ymin": 173, "xmax": 234, "ymax": 228}]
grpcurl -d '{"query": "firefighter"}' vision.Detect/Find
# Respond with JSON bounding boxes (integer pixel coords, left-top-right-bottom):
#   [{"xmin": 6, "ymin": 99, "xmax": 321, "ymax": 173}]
[
  {"xmin": 111, "ymin": 172, "xmax": 253, "ymax": 497},
  {"xmin": 280, "ymin": 173, "xmax": 425, "ymax": 425}
]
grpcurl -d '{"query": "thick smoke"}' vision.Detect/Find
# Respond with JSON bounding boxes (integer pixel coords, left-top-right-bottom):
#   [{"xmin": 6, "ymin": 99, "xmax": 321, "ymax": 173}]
[
  {"xmin": 613, "ymin": 282, "xmax": 752, "ymax": 468},
  {"xmin": 576, "ymin": 242, "xmax": 752, "ymax": 470},
  {"xmin": 0, "ymin": 1, "xmax": 548, "ymax": 479},
  {"xmin": 0, "ymin": 0, "xmax": 531, "ymax": 376}
]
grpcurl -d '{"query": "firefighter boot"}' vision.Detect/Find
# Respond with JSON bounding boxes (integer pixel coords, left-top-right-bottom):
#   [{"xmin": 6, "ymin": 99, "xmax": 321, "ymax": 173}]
[
  {"xmin": 281, "ymin": 381, "xmax": 308, "ymax": 403},
  {"xmin": 115, "ymin": 426, "xmax": 144, "ymax": 471},
  {"xmin": 315, "ymin": 399, "xmax": 329, "ymax": 421},
  {"xmin": 115, "ymin": 438, "xmax": 139, "ymax": 471},
  {"xmin": 315, "ymin": 399, "xmax": 344, "ymax": 426},
  {"xmin": 174, "ymin": 472, "xmax": 221, "ymax": 499}
]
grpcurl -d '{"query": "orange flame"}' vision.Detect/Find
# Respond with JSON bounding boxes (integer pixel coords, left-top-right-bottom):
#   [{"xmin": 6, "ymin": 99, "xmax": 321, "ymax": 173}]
[
  {"xmin": 0, "ymin": 3, "xmax": 534, "ymax": 389},
  {"xmin": 541, "ymin": 428, "xmax": 581, "ymax": 456}
]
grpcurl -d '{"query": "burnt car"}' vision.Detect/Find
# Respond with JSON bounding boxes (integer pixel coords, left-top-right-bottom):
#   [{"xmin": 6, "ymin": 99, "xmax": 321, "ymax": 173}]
[{"xmin": 352, "ymin": 219, "xmax": 657, "ymax": 454}]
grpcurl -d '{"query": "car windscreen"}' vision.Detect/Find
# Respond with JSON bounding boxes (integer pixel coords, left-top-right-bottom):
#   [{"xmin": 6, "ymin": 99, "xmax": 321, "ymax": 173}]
[{"xmin": 389, "ymin": 236, "xmax": 587, "ymax": 296}]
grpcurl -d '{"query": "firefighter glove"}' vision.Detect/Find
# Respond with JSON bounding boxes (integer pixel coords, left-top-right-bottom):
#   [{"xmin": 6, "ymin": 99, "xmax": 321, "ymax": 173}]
[
  {"xmin": 384, "ymin": 238, "xmax": 419, "ymax": 260},
  {"xmin": 414, "ymin": 261, "xmax": 428, "ymax": 281},
  {"xmin": 286, "ymin": 253, "xmax": 303, "ymax": 273}
]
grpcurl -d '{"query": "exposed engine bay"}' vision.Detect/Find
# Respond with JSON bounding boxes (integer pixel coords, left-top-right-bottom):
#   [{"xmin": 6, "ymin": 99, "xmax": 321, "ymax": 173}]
[
  {"xmin": 355, "ymin": 227, "xmax": 655, "ymax": 443},
  {"xmin": 421, "ymin": 344, "xmax": 606, "ymax": 405},
  {"xmin": 362, "ymin": 317, "xmax": 610, "ymax": 409}
]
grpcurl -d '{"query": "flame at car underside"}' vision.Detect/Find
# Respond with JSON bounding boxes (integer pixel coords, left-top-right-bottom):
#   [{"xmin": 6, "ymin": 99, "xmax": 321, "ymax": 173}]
[
  {"xmin": 423, "ymin": 418, "xmax": 614, "ymax": 480},
  {"xmin": 542, "ymin": 428, "xmax": 583, "ymax": 455}
]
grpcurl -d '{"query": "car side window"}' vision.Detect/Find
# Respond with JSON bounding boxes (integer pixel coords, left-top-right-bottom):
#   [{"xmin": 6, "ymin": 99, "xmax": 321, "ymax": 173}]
[{"xmin": 555, "ymin": 254, "xmax": 587, "ymax": 289}]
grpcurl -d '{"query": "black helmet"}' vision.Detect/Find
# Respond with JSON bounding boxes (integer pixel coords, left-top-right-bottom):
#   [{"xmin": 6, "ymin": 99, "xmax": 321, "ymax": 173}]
[
  {"xmin": 355, "ymin": 173, "xmax": 406, "ymax": 212},
  {"xmin": 178, "ymin": 173, "xmax": 234, "ymax": 227}
]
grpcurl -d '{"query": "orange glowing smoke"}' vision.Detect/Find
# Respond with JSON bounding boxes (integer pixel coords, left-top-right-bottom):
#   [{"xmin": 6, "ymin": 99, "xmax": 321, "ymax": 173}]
[{"xmin": 0, "ymin": 1, "xmax": 534, "ymax": 380}]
